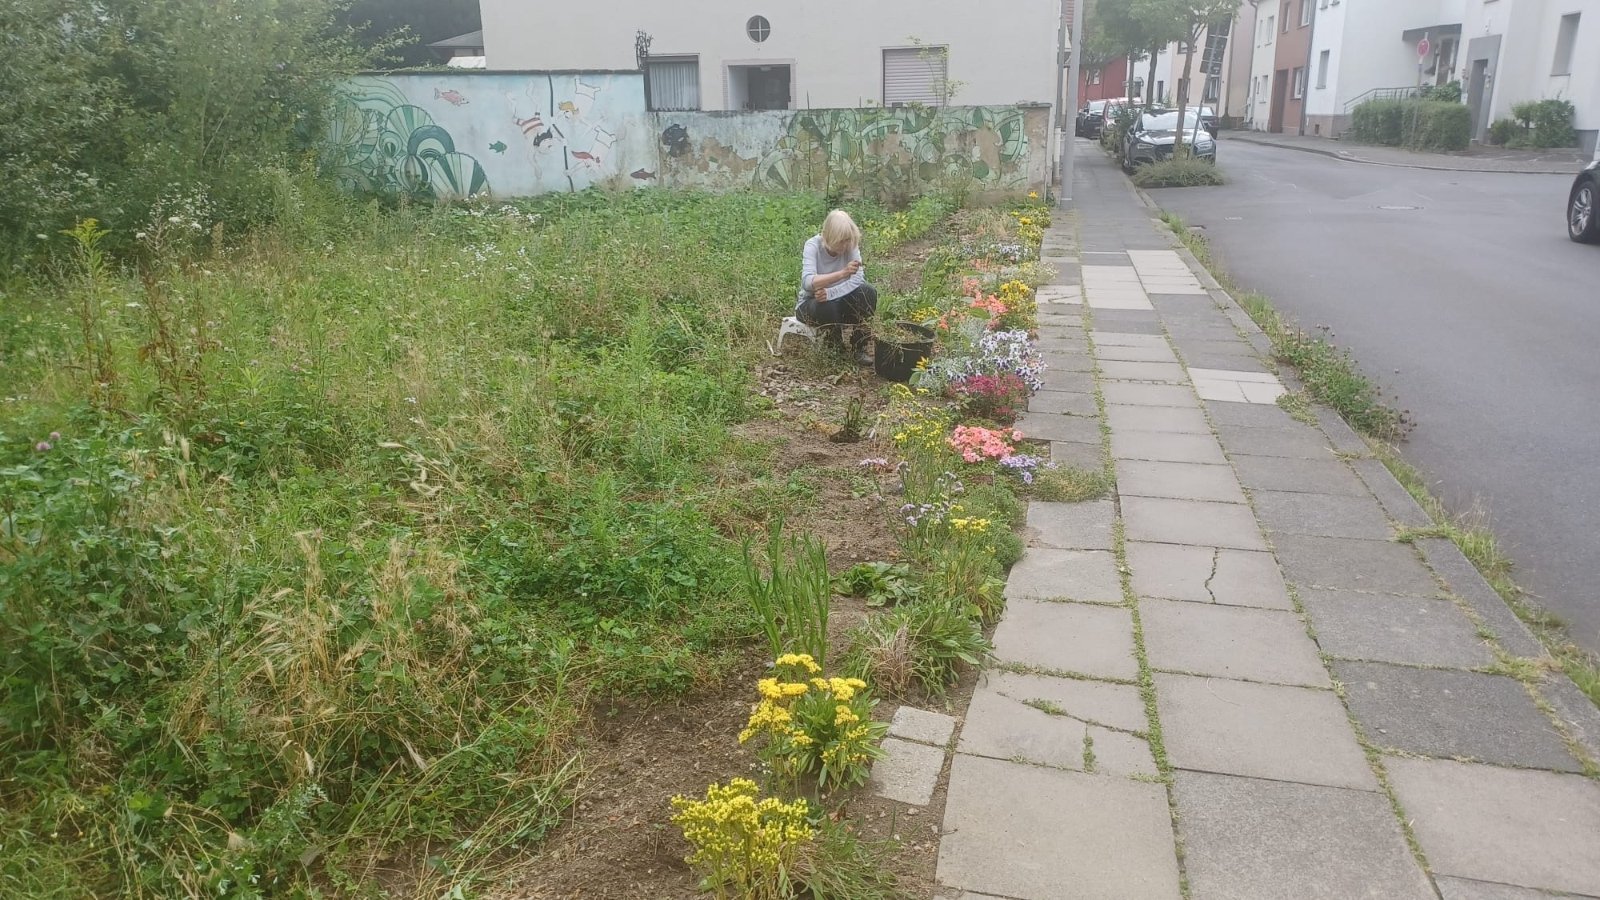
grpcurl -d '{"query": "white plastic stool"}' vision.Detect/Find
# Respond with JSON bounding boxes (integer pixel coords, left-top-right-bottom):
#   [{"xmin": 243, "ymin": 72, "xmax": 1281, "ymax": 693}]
[{"xmin": 773, "ymin": 316, "xmax": 820, "ymax": 354}]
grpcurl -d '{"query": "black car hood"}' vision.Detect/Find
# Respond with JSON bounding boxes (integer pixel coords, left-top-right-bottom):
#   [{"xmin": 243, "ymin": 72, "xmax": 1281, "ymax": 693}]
[{"xmin": 1133, "ymin": 130, "xmax": 1207, "ymax": 145}]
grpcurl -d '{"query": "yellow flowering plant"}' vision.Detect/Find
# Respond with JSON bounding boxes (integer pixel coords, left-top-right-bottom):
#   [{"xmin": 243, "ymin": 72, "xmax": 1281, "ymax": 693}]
[
  {"xmin": 670, "ymin": 778, "xmax": 814, "ymax": 899},
  {"xmin": 739, "ymin": 654, "xmax": 889, "ymax": 791}
]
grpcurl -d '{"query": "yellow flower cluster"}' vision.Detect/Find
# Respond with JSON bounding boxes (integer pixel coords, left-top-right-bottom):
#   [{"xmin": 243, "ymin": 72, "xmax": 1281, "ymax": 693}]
[
  {"xmin": 670, "ymin": 779, "xmax": 814, "ymax": 896},
  {"xmin": 907, "ymin": 304, "xmax": 942, "ymax": 324},
  {"xmin": 774, "ymin": 652, "xmax": 821, "ymax": 674},
  {"xmin": 886, "ymin": 400, "xmax": 952, "ymax": 452},
  {"xmin": 950, "ymin": 516, "xmax": 993, "ymax": 534},
  {"xmin": 998, "ymin": 280, "xmax": 1033, "ymax": 304},
  {"xmin": 739, "ymin": 656, "xmax": 884, "ymax": 790}
]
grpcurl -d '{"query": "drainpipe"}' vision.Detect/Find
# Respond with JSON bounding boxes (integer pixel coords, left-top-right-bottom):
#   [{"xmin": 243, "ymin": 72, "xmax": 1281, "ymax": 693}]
[
  {"xmin": 1059, "ymin": 0, "xmax": 1084, "ymax": 206},
  {"xmin": 1300, "ymin": 1, "xmax": 1317, "ymax": 136}
]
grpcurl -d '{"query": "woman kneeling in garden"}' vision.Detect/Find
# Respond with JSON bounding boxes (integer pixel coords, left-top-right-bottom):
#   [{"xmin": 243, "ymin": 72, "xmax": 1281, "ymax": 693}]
[{"xmin": 797, "ymin": 209, "xmax": 878, "ymax": 364}]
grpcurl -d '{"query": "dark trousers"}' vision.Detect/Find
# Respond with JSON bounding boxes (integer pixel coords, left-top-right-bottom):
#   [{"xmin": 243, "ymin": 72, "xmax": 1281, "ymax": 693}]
[{"xmin": 797, "ymin": 284, "xmax": 877, "ymax": 350}]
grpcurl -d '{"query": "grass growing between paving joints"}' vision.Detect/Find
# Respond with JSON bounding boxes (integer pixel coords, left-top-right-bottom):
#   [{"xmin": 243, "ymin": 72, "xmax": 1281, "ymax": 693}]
[
  {"xmin": 1157, "ymin": 210, "xmax": 1600, "ymax": 708},
  {"xmin": 0, "ymin": 180, "xmax": 1060, "ymax": 896}
]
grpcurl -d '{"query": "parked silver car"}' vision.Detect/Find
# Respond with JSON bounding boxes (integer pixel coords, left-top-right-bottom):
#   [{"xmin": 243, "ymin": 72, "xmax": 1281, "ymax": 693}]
[{"xmin": 1121, "ymin": 110, "xmax": 1217, "ymax": 170}]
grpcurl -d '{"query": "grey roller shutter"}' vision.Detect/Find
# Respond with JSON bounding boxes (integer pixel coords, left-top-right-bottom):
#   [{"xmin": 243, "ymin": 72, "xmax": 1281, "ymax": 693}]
[{"xmin": 883, "ymin": 47, "xmax": 946, "ymax": 106}]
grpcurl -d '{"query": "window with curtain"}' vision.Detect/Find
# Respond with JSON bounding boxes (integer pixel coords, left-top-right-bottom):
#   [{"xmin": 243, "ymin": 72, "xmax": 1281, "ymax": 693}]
[{"xmin": 647, "ymin": 56, "xmax": 700, "ymax": 111}]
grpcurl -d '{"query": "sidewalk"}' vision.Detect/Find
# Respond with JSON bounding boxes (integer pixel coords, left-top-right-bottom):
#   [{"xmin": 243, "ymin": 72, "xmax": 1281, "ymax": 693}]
[
  {"xmin": 1228, "ymin": 129, "xmax": 1590, "ymax": 175},
  {"xmin": 930, "ymin": 143, "xmax": 1600, "ymax": 900}
]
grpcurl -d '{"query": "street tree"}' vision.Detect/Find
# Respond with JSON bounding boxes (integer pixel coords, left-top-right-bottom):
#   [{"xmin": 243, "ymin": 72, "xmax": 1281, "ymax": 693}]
[
  {"xmin": 1132, "ymin": 0, "xmax": 1244, "ymax": 153},
  {"xmin": 1088, "ymin": 0, "xmax": 1184, "ymax": 105}
]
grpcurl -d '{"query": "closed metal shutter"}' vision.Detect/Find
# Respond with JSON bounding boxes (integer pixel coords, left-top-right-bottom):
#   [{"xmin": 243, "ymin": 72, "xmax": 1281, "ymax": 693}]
[
  {"xmin": 648, "ymin": 57, "xmax": 700, "ymax": 111},
  {"xmin": 883, "ymin": 47, "xmax": 947, "ymax": 106}
]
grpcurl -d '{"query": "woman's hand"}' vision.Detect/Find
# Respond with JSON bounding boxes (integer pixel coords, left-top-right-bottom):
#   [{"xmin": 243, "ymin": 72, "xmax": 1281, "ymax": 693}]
[{"xmin": 846, "ymin": 260, "xmax": 862, "ymax": 275}]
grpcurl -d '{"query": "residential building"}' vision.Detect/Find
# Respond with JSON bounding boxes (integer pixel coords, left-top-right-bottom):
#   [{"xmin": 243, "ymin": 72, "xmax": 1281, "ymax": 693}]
[
  {"xmin": 478, "ymin": 0, "xmax": 1060, "ymax": 113},
  {"xmin": 1079, "ymin": 55, "xmax": 1139, "ymax": 104},
  {"xmin": 1225, "ymin": 2, "xmax": 1262, "ymax": 126},
  {"xmin": 1266, "ymin": 0, "xmax": 1317, "ymax": 133},
  {"xmin": 1303, "ymin": 0, "xmax": 1465, "ymax": 138},
  {"xmin": 1461, "ymin": 0, "xmax": 1600, "ymax": 153},
  {"xmin": 1162, "ymin": 14, "xmax": 1250, "ymax": 122},
  {"xmin": 1247, "ymin": 0, "xmax": 1281, "ymax": 129}
]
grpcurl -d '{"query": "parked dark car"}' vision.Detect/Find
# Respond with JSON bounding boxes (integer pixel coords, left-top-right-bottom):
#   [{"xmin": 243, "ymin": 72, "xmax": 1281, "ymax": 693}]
[
  {"xmin": 1076, "ymin": 100, "xmax": 1110, "ymax": 138},
  {"xmin": 1568, "ymin": 160, "xmax": 1600, "ymax": 243},
  {"xmin": 1121, "ymin": 110, "xmax": 1217, "ymax": 170},
  {"xmin": 1098, "ymin": 99, "xmax": 1144, "ymax": 145},
  {"xmin": 1193, "ymin": 105, "xmax": 1220, "ymax": 137}
]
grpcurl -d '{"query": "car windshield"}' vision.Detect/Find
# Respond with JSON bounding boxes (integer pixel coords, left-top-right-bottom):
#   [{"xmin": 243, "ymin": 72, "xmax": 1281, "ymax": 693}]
[{"xmin": 1139, "ymin": 112, "xmax": 1206, "ymax": 133}]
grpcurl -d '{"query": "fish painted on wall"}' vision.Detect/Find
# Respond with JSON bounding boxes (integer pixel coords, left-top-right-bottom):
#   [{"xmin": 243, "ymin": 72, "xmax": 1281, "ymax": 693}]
[
  {"xmin": 489, "ymin": 141, "xmax": 507, "ymax": 154},
  {"xmin": 631, "ymin": 168, "xmax": 655, "ymax": 180},
  {"xmin": 506, "ymin": 74, "xmax": 630, "ymax": 192},
  {"xmin": 434, "ymin": 88, "xmax": 469, "ymax": 106}
]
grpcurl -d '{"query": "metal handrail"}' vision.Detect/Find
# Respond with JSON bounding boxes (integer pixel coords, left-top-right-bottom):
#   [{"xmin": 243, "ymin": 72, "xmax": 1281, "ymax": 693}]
[{"xmin": 1344, "ymin": 86, "xmax": 1422, "ymax": 112}]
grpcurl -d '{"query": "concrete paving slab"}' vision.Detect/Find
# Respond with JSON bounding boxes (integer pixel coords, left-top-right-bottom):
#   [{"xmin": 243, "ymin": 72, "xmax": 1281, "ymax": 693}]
[
  {"xmin": 1016, "ymin": 411, "xmax": 1101, "ymax": 444},
  {"xmin": 890, "ymin": 706, "xmax": 957, "ymax": 747},
  {"xmin": 958, "ymin": 686, "xmax": 1101, "ymax": 770},
  {"xmin": 1204, "ymin": 399, "xmax": 1299, "ymax": 429},
  {"xmin": 991, "ymin": 599, "xmax": 1138, "ymax": 680},
  {"xmin": 1003, "ymin": 548, "xmax": 1123, "ymax": 604},
  {"xmin": 1126, "ymin": 541, "xmax": 1216, "ymax": 604},
  {"xmin": 1193, "ymin": 377, "xmax": 1249, "ymax": 403},
  {"xmin": 1335, "ymin": 662, "xmax": 1582, "ymax": 772},
  {"xmin": 1111, "ymin": 431, "xmax": 1229, "ymax": 465},
  {"xmin": 1300, "ymin": 587, "xmax": 1494, "ymax": 668},
  {"xmin": 1216, "ymin": 425, "xmax": 1335, "ymax": 459},
  {"xmin": 981, "ymin": 670, "xmax": 1149, "ymax": 733},
  {"xmin": 1142, "ymin": 598, "xmax": 1329, "ymax": 686},
  {"xmin": 871, "ymin": 737, "xmax": 945, "ymax": 806},
  {"xmin": 1050, "ymin": 440, "xmax": 1106, "ymax": 471},
  {"xmin": 1544, "ymin": 676, "xmax": 1600, "ymax": 765},
  {"xmin": 1230, "ymin": 454, "xmax": 1370, "ymax": 497},
  {"xmin": 1350, "ymin": 458, "xmax": 1434, "ymax": 528},
  {"xmin": 1386, "ymin": 757, "xmax": 1600, "ymax": 896},
  {"xmin": 1273, "ymin": 534, "xmax": 1439, "ymax": 596},
  {"xmin": 1105, "ymin": 403, "xmax": 1211, "ymax": 434},
  {"xmin": 1435, "ymin": 876, "xmax": 1600, "ymax": 900},
  {"xmin": 1026, "ymin": 500, "xmax": 1116, "ymax": 551},
  {"xmin": 1171, "ymin": 337, "xmax": 1260, "ymax": 357},
  {"xmin": 1156, "ymin": 673, "xmax": 1376, "ymax": 790},
  {"xmin": 1102, "ymin": 382, "xmax": 1200, "ymax": 408},
  {"xmin": 1092, "ymin": 331, "xmax": 1171, "ymax": 347},
  {"xmin": 1036, "ymin": 284, "xmax": 1084, "ymax": 305},
  {"xmin": 1032, "ymin": 370, "xmax": 1096, "ymax": 394},
  {"xmin": 1096, "ymin": 343, "xmax": 1180, "ymax": 363},
  {"xmin": 1415, "ymin": 538, "xmax": 1547, "ymax": 659},
  {"xmin": 1122, "ymin": 496, "xmax": 1267, "ymax": 551},
  {"xmin": 1174, "ymin": 771, "xmax": 1435, "ymax": 900},
  {"xmin": 1210, "ymin": 548, "xmax": 1294, "ymax": 609},
  {"xmin": 1099, "ymin": 360, "xmax": 1189, "ymax": 382},
  {"xmin": 937, "ymin": 754, "xmax": 1182, "ymax": 900},
  {"xmin": 1028, "ymin": 390, "xmax": 1098, "ymax": 416},
  {"xmin": 1252, "ymin": 489, "xmax": 1396, "ymax": 541},
  {"xmin": 1313, "ymin": 406, "xmax": 1370, "ymax": 456},
  {"xmin": 1041, "ymin": 351, "xmax": 1096, "ymax": 373},
  {"xmin": 1087, "ymin": 293, "xmax": 1156, "ymax": 311},
  {"xmin": 1116, "ymin": 460, "xmax": 1247, "ymax": 503}
]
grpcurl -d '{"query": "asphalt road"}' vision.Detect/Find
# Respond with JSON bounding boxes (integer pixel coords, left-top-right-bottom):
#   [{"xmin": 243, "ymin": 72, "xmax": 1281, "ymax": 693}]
[{"xmin": 1152, "ymin": 139, "xmax": 1600, "ymax": 652}]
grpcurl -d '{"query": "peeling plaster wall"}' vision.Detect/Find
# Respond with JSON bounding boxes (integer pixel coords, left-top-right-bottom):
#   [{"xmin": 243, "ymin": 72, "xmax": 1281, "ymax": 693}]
[{"xmin": 324, "ymin": 72, "xmax": 1048, "ymax": 200}]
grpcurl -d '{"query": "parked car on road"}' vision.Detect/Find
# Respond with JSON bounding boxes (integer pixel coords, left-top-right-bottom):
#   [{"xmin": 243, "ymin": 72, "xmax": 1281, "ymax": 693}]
[
  {"xmin": 1098, "ymin": 99, "xmax": 1145, "ymax": 148},
  {"xmin": 1568, "ymin": 160, "xmax": 1600, "ymax": 243},
  {"xmin": 1192, "ymin": 105, "xmax": 1219, "ymax": 137},
  {"xmin": 1076, "ymin": 100, "xmax": 1110, "ymax": 138},
  {"xmin": 1121, "ymin": 110, "xmax": 1217, "ymax": 171}
]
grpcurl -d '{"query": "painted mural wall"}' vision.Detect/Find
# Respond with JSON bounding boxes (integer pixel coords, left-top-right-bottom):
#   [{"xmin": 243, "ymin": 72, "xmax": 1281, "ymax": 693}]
[{"xmin": 323, "ymin": 72, "xmax": 1048, "ymax": 200}]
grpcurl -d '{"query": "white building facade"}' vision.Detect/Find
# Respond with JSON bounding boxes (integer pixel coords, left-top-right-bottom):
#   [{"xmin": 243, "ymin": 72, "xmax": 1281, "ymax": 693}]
[
  {"xmin": 1246, "ymin": 1, "xmax": 1281, "ymax": 129},
  {"xmin": 478, "ymin": 0, "xmax": 1061, "ymax": 113},
  {"xmin": 1304, "ymin": 0, "xmax": 1467, "ymax": 138},
  {"xmin": 1461, "ymin": 0, "xmax": 1600, "ymax": 153}
]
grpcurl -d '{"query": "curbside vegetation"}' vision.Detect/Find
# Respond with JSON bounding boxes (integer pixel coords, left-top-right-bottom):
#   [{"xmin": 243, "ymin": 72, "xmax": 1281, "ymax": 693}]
[
  {"xmin": 1349, "ymin": 99, "xmax": 1472, "ymax": 152},
  {"xmin": 1159, "ymin": 211, "xmax": 1600, "ymax": 708},
  {"xmin": 1131, "ymin": 159, "xmax": 1226, "ymax": 189}
]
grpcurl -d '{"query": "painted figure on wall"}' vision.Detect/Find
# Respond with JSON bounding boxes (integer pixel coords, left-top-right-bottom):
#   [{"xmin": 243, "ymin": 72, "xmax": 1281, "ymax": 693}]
[
  {"xmin": 324, "ymin": 79, "xmax": 489, "ymax": 201},
  {"xmin": 507, "ymin": 75, "xmax": 627, "ymax": 191}
]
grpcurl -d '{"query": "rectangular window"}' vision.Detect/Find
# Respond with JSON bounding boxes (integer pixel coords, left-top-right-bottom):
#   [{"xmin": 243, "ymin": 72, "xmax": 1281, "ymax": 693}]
[
  {"xmin": 1204, "ymin": 74, "xmax": 1221, "ymax": 102},
  {"xmin": 1282, "ymin": 3, "xmax": 1290, "ymax": 32},
  {"xmin": 1266, "ymin": 16, "xmax": 1275, "ymax": 40},
  {"xmin": 1300, "ymin": 0, "xmax": 1312, "ymax": 27},
  {"xmin": 1317, "ymin": 49, "xmax": 1330, "ymax": 88},
  {"xmin": 646, "ymin": 56, "xmax": 700, "ymax": 111},
  {"xmin": 1091, "ymin": 69, "xmax": 1101, "ymax": 85},
  {"xmin": 883, "ymin": 46, "xmax": 948, "ymax": 106},
  {"xmin": 1292, "ymin": 67, "xmax": 1306, "ymax": 98},
  {"xmin": 1553, "ymin": 12, "xmax": 1580, "ymax": 75}
]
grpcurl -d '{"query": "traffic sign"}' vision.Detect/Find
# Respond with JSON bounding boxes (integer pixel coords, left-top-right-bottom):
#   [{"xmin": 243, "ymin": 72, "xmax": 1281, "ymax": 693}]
[{"xmin": 1417, "ymin": 35, "xmax": 1431, "ymax": 60}]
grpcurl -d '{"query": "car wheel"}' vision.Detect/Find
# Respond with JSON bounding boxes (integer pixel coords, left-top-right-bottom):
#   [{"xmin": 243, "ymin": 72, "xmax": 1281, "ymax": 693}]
[{"xmin": 1568, "ymin": 180, "xmax": 1599, "ymax": 243}]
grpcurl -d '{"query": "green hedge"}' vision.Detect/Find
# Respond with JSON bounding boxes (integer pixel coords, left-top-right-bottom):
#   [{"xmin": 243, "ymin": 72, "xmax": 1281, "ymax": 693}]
[{"xmin": 1348, "ymin": 99, "xmax": 1470, "ymax": 151}]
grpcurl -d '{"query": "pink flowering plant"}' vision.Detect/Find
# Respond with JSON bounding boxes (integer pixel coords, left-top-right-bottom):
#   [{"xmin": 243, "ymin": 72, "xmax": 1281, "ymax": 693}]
[
  {"xmin": 948, "ymin": 425, "xmax": 1022, "ymax": 464},
  {"xmin": 949, "ymin": 373, "xmax": 1029, "ymax": 424}
]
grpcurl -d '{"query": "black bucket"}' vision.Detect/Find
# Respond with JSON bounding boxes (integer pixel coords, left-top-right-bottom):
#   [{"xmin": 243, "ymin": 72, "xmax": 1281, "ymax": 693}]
[{"xmin": 873, "ymin": 322, "xmax": 936, "ymax": 383}]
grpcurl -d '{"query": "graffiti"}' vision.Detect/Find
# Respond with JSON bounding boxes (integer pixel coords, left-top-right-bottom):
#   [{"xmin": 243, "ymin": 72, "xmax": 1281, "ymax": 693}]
[
  {"xmin": 434, "ymin": 88, "xmax": 470, "ymax": 107},
  {"xmin": 324, "ymin": 79, "xmax": 489, "ymax": 201},
  {"xmin": 631, "ymin": 168, "xmax": 656, "ymax": 180},
  {"xmin": 489, "ymin": 141, "xmax": 507, "ymax": 154},
  {"xmin": 506, "ymin": 75, "xmax": 635, "ymax": 192},
  {"xmin": 661, "ymin": 123, "xmax": 691, "ymax": 157}
]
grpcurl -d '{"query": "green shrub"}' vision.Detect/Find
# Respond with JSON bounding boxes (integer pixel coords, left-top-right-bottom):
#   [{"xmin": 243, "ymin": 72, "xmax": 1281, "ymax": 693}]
[
  {"xmin": 847, "ymin": 597, "xmax": 989, "ymax": 698},
  {"xmin": 1511, "ymin": 99, "xmax": 1577, "ymax": 148},
  {"xmin": 1132, "ymin": 158, "xmax": 1226, "ymax": 188},
  {"xmin": 1420, "ymin": 80, "xmax": 1463, "ymax": 103},
  {"xmin": 1349, "ymin": 99, "xmax": 1469, "ymax": 151},
  {"xmin": 1487, "ymin": 117, "xmax": 1522, "ymax": 146}
]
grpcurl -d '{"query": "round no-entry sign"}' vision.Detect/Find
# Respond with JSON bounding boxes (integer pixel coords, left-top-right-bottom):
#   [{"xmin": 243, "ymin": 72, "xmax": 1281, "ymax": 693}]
[{"xmin": 1418, "ymin": 36, "xmax": 1431, "ymax": 59}]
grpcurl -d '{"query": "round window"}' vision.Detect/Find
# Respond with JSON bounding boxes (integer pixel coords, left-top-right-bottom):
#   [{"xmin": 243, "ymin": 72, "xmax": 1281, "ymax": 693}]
[{"xmin": 746, "ymin": 15, "xmax": 771, "ymax": 43}]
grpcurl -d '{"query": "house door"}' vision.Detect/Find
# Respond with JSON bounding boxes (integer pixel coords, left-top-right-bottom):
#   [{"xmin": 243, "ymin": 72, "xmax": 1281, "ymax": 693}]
[
  {"xmin": 1269, "ymin": 70, "xmax": 1288, "ymax": 133},
  {"xmin": 1467, "ymin": 58, "xmax": 1490, "ymax": 141}
]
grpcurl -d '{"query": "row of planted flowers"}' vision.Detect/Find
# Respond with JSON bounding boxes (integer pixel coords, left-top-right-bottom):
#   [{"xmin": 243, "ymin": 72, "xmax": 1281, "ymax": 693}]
[{"xmin": 664, "ymin": 197, "xmax": 1054, "ymax": 899}]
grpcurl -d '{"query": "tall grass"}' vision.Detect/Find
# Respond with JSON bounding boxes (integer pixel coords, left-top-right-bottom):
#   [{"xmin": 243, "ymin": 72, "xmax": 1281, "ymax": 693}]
[{"xmin": 0, "ymin": 178, "xmax": 842, "ymax": 895}]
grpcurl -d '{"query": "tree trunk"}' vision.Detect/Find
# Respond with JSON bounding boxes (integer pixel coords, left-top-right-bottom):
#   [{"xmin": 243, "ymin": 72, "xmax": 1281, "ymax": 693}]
[
  {"xmin": 1176, "ymin": 28, "xmax": 1197, "ymax": 157},
  {"xmin": 1145, "ymin": 45, "xmax": 1159, "ymax": 105}
]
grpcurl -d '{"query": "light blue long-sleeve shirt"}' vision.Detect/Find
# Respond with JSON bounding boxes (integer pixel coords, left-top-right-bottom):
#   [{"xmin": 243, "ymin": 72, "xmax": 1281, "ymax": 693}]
[{"xmin": 797, "ymin": 235, "xmax": 865, "ymax": 308}]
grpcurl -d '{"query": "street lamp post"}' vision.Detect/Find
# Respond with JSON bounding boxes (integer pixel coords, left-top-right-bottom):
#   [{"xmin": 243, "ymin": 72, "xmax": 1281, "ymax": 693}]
[{"xmin": 1059, "ymin": 0, "xmax": 1085, "ymax": 207}]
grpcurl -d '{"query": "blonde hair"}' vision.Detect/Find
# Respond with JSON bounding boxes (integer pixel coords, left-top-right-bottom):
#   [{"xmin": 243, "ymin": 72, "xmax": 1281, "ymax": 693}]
[{"xmin": 821, "ymin": 209, "xmax": 861, "ymax": 255}]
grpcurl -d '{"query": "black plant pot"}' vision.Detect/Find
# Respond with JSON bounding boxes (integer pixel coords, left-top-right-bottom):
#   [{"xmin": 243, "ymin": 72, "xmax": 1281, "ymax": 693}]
[{"xmin": 873, "ymin": 322, "xmax": 936, "ymax": 383}]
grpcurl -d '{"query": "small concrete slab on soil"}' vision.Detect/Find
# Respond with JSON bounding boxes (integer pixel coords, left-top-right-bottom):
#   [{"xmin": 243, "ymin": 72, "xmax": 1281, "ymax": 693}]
[
  {"xmin": 937, "ymin": 754, "xmax": 1183, "ymax": 900},
  {"xmin": 1125, "ymin": 543, "xmax": 1290, "ymax": 609},
  {"xmin": 1116, "ymin": 460, "xmax": 1246, "ymax": 504},
  {"xmin": 1026, "ymin": 500, "xmax": 1116, "ymax": 550},
  {"xmin": 1251, "ymin": 489, "xmax": 1396, "ymax": 541},
  {"xmin": 1216, "ymin": 426, "xmax": 1334, "ymax": 459},
  {"xmin": 1105, "ymin": 403, "xmax": 1211, "ymax": 434},
  {"xmin": 871, "ymin": 737, "xmax": 946, "ymax": 806},
  {"xmin": 981, "ymin": 670, "xmax": 1149, "ymax": 733},
  {"xmin": 1099, "ymin": 360, "xmax": 1189, "ymax": 383},
  {"xmin": 1004, "ymin": 547, "xmax": 1122, "ymax": 604},
  {"xmin": 1299, "ymin": 588, "xmax": 1494, "ymax": 668},
  {"xmin": 1017, "ymin": 411, "xmax": 1101, "ymax": 444},
  {"xmin": 990, "ymin": 598, "xmax": 1138, "ymax": 681},
  {"xmin": 1101, "ymin": 382, "xmax": 1199, "ymax": 408},
  {"xmin": 957, "ymin": 687, "xmax": 1156, "ymax": 776},
  {"xmin": 1141, "ymin": 598, "xmax": 1329, "ymax": 687},
  {"xmin": 1121, "ymin": 496, "xmax": 1267, "ymax": 551},
  {"xmin": 1386, "ymin": 757, "xmax": 1600, "ymax": 897},
  {"xmin": 890, "ymin": 706, "xmax": 957, "ymax": 747},
  {"xmin": 1050, "ymin": 440, "xmax": 1106, "ymax": 471},
  {"xmin": 1273, "ymin": 533, "xmax": 1439, "ymax": 596},
  {"xmin": 1156, "ymin": 673, "xmax": 1376, "ymax": 790},
  {"xmin": 1434, "ymin": 875, "xmax": 1600, "ymax": 900},
  {"xmin": 1203, "ymin": 399, "xmax": 1299, "ymax": 429},
  {"xmin": 1334, "ymin": 662, "xmax": 1582, "ymax": 772},
  {"xmin": 1111, "ymin": 431, "xmax": 1229, "ymax": 465},
  {"xmin": 1028, "ymin": 390, "xmax": 1098, "ymax": 416},
  {"xmin": 1229, "ymin": 454, "xmax": 1370, "ymax": 497},
  {"xmin": 1174, "ymin": 771, "xmax": 1435, "ymax": 900}
]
